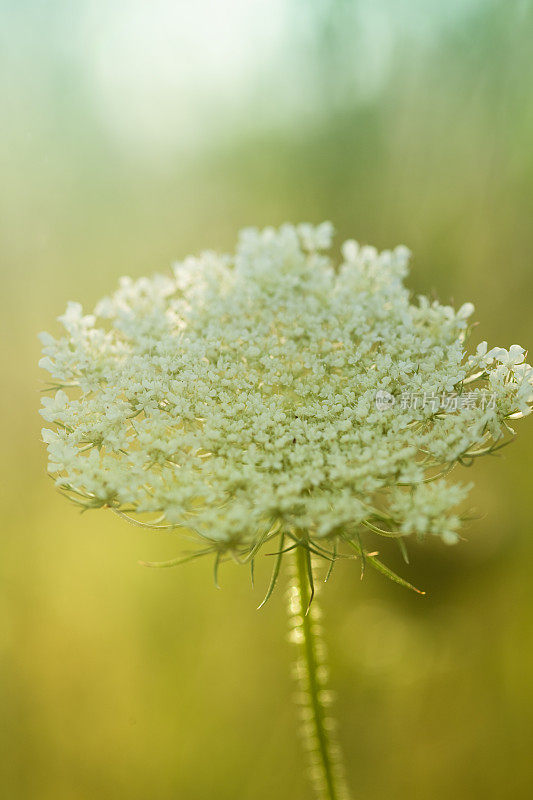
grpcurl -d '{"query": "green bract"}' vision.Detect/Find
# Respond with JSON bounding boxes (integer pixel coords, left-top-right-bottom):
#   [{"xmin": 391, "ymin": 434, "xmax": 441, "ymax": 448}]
[{"xmin": 39, "ymin": 223, "xmax": 532, "ymax": 588}]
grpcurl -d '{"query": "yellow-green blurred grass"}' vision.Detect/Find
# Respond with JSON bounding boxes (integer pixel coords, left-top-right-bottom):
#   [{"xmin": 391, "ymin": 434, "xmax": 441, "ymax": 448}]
[{"xmin": 2, "ymin": 1, "xmax": 533, "ymax": 798}]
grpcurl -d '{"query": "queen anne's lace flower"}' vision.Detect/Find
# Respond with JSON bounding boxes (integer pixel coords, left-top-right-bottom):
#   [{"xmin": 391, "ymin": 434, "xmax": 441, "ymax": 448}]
[{"xmin": 39, "ymin": 223, "xmax": 532, "ymax": 585}]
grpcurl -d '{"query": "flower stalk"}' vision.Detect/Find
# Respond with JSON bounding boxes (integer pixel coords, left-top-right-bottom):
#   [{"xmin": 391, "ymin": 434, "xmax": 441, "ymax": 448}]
[{"xmin": 289, "ymin": 544, "xmax": 351, "ymax": 800}]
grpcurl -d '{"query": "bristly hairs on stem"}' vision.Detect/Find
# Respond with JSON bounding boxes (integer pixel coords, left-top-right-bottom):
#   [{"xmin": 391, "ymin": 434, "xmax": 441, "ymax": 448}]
[{"xmin": 288, "ymin": 542, "xmax": 352, "ymax": 800}]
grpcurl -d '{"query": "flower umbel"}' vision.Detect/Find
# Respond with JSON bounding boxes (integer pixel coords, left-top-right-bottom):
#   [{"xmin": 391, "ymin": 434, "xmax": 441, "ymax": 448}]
[{"xmin": 40, "ymin": 223, "xmax": 532, "ymax": 584}]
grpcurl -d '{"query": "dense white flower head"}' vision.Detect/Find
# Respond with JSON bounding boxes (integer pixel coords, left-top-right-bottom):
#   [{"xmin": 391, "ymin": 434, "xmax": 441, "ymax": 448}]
[{"xmin": 39, "ymin": 224, "xmax": 532, "ymax": 585}]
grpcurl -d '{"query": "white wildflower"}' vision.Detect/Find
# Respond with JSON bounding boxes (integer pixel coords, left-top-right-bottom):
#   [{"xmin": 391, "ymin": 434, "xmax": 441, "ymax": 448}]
[
  {"xmin": 487, "ymin": 344, "xmax": 526, "ymax": 367},
  {"xmin": 39, "ymin": 223, "xmax": 532, "ymax": 579}
]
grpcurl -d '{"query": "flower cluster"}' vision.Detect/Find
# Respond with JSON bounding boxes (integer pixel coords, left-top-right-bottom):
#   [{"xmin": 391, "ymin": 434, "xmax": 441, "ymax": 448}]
[{"xmin": 40, "ymin": 224, "xmax": 532, "ymax": 585}]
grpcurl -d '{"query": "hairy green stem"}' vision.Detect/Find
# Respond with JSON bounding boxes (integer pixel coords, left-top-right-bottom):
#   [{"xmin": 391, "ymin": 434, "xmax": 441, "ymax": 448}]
[{"xmin": 289, "ymin": 545, "xmax": 351, "ymax": 800}]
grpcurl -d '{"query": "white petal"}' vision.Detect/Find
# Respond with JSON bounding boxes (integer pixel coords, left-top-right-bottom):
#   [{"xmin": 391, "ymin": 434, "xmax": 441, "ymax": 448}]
[{"xmin": 457, "ymin": 302, "xmax": 475, "ymax": 319}]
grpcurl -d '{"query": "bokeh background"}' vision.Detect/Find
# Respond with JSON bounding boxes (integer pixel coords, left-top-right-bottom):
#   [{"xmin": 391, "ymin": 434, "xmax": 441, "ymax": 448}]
[{"xmin": 2, "ymin": 1, "xmax": 533, "ymax": 798}]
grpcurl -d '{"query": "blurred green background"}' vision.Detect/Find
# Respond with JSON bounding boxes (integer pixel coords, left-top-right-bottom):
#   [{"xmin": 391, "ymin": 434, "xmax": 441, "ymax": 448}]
[{"xmin": 2, "ymin": 1, "xmax": 533, "ymax": 798}]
